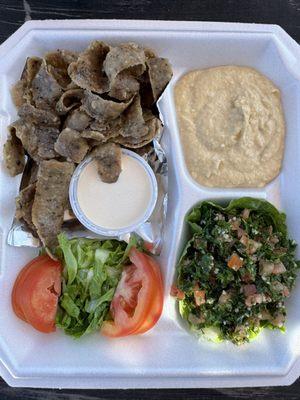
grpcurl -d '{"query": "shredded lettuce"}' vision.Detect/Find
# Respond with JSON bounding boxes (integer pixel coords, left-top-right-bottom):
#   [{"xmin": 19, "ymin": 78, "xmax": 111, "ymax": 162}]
[{"xmin": 55, "ymin": 234, "xmax": 130, "ymax": 338}]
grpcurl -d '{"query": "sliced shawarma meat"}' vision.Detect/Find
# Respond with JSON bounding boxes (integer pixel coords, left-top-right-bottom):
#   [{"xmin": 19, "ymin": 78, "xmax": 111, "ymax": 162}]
[
  {"xmin": 81, "ymin": 130, "xmax": 108, "ymax": 143},
  {"xmin": 56, "ymin": 88, "xmax": 84, "ymax": 115},
  {"xmin": 54, "ymin": 128, "xmax": 89, "ymax": 163},
  {"xmin": 120, "ymin": 95, "xmax": 148, "ymax": 138},
  {"xmin": 64, "ymin": 108, "xmax": 92, "ymax": 131},
  {"xmin": 82, "ymin": 90, "xmax": 132, "ymax": 121},
  {"xmin": 81, "ymin": 118, "xmax": 122, "ymax": 145},
  {"xmin": 31, "ymin": 61, "xmax": 63, "ymax": 109},
  {"xmin": 91, "ymin": 142, "xmax": 122, "ymax": 183},
  {"xmin": 36, "ymin": 127, "xmax": 60, "ymax": 159},
  {"xmin": 18, "ymin": 103, "xmax": 60, "ymax": 127},
  {"xmin": 10, "ymin": 57, "xmax": 42, "ymax": 107},
  {"xmin": 88, "ymin": 117, "xmax": 123, "ymax": 139},
  {"xmin": 45, "ymin": 49, "xmax": 78, "ymax": 89},
  {"xmin": 147, "ymin": 57, "xmax": 172, "ymax": 101},
  {"xmin": 103, "ymin": 42, "xmax": 146, "ymax": 82},
  {"xmin": 11, "ymin": 119, "xmax": 59, "ymax": 162},
  {"xmin": 103, "ymin": 43, "xmax": 145, "ymax": 101},
  {"xmin": 11, "ymin": 120, "xmax": 39, "ymax": 160},
  {"xmin": 32, "ymin": 160, "xmax": 74, "ymax": 248},
  {"xmin": 108, "ymin": 70, "xmax": 140, "ymax": 101},
  {"xmin": 3, "ymin": 130, "xmax": 25, "ymax": 176},
  {"xmin": 68, "ymin": 41, "xmax": 110, "ymax": 93},
  {"xmin": 115, "ymin": 112, "xmax": 162, "ymax": 148},
  {"xmin": 15, "ymin": 183, "xmax": 36, "ymax": 233}
]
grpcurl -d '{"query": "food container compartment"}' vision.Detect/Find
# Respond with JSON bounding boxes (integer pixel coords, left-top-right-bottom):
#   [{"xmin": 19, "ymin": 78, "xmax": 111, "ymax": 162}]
[{"xmin": 1, "ymin": 20, "xmax": 300, "ymax": 388}]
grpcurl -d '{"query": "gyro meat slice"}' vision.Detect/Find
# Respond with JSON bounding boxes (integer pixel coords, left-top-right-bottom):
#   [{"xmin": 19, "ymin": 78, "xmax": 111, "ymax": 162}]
[
  {"xmin": 11, "ymin": 120, "xmax": 38, "ymax": 161},
  {"xmin": 68, "ymin": 41, "xmax": 110, "ymax": 93},
  {"xmin": 56, "ymin": 88, "xmax": 84, "ymax": 115},
  {"xmin": 91, "ymin": 142, "xmax": 122, "ymax": 183},
  {"xmin": 108, "ymin": 70, "xmax": 140, "ymax": 101},
  {"xmin": 32, "ymin": 160, "xmax": 75, "ymax": 248},
  {"xmin": 36, "ymin": 126, "xmax": 60, "ymax": 160},
  {"xmin": 147, "ymin": 57, "xmax": 173, "ymax": 101},
  {"xmin": 3, "ymin": 129, "xmax": 25, "ymax": 176},
  {"xmin": 15, "ymin": 183, "xmax": 36, "ymax": 233},
  {"xmin": 64, "ymin": 108, "xmax": 92, "ymax": 131},
  {"xmin": 81, "ymin": 130, "xmax": 107, "ymax": 143},
  {"xmin": 115, "ymin": 112, "xmax": 162, "ymax": 148},
  {"xmin": 89, "ymin": 117, "xmax": 123, "ymax": 138},
  {"xmin": 82, "ymin": 118, "xmax": 121, "ymax": 144},
  {"xmin": 11, "ymin": 56, "xmax": 42, "ymax": 107},
  {"xmin": 11, "ymin": 119, "xmax": 59, "ymax": 162},
  {"xmin": 103, "ymin": 42, "xmax": 146, "ymax": 82},
  {"xmin": 31, "ymin": 61, "xmax": 63, "ymax": 110},
  {"xmin": 82, "ymin": 90, "xmax": 132, "ymax": 121},
  {"xmin": 104, "ymin": 43, "xmax": 146, "ymax": 101},
  {"xmin": 120, "ymin": 94, "xmax": 148, "ymax": 138},
  {"xmin": 55, "ymin": 128, "xmax": 89, "ymax": 163},
  {"xmin": 45, "ymin": 49, "xmax": 78, "ymax": 89},
  {"xmin": 18, "ymin": 103, "xmax": 60, "ymax": 127}
]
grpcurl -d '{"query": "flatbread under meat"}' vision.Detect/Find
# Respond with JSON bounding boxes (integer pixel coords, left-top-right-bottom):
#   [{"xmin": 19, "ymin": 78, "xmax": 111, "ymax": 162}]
[
  {"xmin": 15, "ymin": 183, "xmax": 36, "ymax": 232},
  {"xmin": 91, "ymin": 142, "xmax": 122, "ymax": 183},
  {"xmin": 54, "ymin": 128, "xmax": 89, "ymax": 163},
  {"xmin": 82, "ymin": 90, "xmax": 132, "ymax": 121},
  {"xmin": 56, "ymin": 88, "xmax": 84, "ymax": 115},
  {"xmin": 31, "ymin": 61, "xmax": 63, "ymax": 109},
  {"xmin": 18, "ymin": 103, "xmax": 60, "ymax": 127},
  {"xmin": 45, "ymin": 49, "xmax": 78, "ymax": 89},
  {"xmin": 3, "ymin": 130, "xmax": 25, "ymax": 176},
  {"xmin": 68, "ymin": 41, "xmax": 110, "ymax": 94},
  {"xmin": 32, "ymin": 160, "xmax": 74, "ymax": 248},
  {"xmin": 64, "ymin": 108, "xmax": 92, "ymax": 131}
]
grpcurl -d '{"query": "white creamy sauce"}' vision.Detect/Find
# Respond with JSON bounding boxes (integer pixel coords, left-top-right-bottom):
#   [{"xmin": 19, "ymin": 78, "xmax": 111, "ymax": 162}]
[{"xmin": 77, "ymin": 154, "xmax": 152, "ymax": 230}]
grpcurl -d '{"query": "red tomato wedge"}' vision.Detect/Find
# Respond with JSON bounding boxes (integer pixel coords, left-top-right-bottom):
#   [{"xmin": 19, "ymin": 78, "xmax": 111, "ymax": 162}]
[
  {"xmin": 12, "ymin": 255, "xmax": 62, "ymax": 333},
  {"xmin": 101, "ymin": 248, "xmax": 163, "ymax": 338},
  {"xmin": 133, "ymin": 254, "xmax": 164, "ymax": 335}
]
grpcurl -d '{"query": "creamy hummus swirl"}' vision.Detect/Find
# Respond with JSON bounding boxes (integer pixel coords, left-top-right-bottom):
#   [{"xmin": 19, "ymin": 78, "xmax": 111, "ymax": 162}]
[{"xmin": 174, "ymin": 66, "xmax": 285, "ymax": 187}]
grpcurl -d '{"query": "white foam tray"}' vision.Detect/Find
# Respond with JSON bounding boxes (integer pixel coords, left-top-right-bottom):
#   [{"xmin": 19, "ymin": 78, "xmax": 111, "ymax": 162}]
[{"xmin": 1, "ymin": 19, "xmax": 300, "ymax": 389}]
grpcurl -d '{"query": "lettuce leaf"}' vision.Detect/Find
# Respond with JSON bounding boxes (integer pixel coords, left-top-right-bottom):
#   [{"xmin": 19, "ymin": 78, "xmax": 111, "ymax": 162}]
[
  {"xmin": 187, "ymin": 197, "xmax": 287, "ymax": 235},
  {"xmin": 55, "ymin": 234, "xmax": 129, "ymax": 338}
]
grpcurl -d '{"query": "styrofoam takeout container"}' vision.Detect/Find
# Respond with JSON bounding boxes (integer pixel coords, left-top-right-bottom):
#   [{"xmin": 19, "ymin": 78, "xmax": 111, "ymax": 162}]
[{"xmin": 0, "ymin": 19, "xmax": 300, "ymax": 389}]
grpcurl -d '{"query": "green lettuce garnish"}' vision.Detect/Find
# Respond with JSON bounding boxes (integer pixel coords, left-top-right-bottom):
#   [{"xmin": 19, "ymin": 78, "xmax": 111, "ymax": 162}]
[{"xmin": 55, "ymin": 234, "xmax": 130, "ymax": 338}]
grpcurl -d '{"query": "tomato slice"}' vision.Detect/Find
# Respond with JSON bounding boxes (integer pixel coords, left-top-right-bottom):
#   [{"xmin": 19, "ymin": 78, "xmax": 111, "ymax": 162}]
[
  {"xmin": 133, "ymin": 254, "xmax": 163, "ymax": 334},
  {"xmin": 101, "ymin": 248, "xmax": 163, "ymax": 338},
  {"xmin": 12, "ymin": 255, "xmax": 50, "ymax": 322},
  {"xmin": 12, "ymin": 255, "xmax": 62, "ymax": 333}
]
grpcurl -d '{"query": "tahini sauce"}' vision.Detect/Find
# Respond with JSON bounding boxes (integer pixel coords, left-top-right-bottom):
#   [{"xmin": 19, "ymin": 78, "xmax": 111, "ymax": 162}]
[{"xmin": 77, "ymin": 154, "xmax": 152, "ymax": 230}]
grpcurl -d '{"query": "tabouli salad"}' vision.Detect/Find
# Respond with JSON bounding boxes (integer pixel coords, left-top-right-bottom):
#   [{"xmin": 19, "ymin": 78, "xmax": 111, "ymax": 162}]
[{"xmin": 172, "ymin": 198, "xmax": 300, "ymax": 345}]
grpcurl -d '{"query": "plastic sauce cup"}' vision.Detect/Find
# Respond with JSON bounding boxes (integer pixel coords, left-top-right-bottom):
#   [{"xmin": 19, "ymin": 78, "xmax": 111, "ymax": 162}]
[{"xmin": 69, "ymin": 148, "xmax": 158, "ymax": 237}]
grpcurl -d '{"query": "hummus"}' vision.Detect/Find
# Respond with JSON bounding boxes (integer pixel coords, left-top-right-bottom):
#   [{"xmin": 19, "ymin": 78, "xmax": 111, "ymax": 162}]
[{"xmin": 174, "ymin": 66, "xmax": 285, "ymax": 187}]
